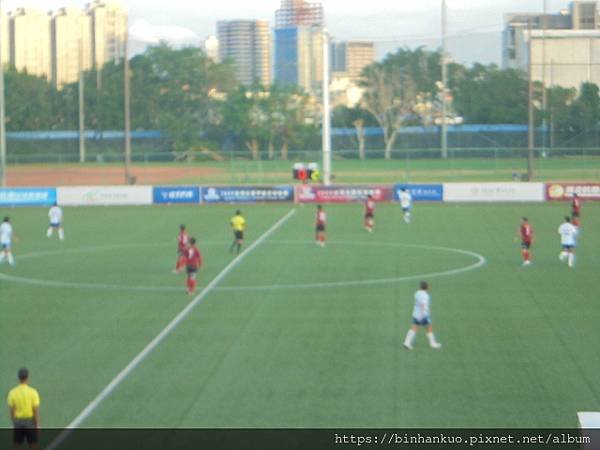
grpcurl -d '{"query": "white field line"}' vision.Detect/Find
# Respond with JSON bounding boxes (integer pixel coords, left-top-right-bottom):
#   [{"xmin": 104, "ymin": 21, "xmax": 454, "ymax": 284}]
[
  {"xmin": 46, "ymin": 209, "xmax": 296, "ymax": 450},
  {"xmin": 0, "ymin": 240, "xmax": 486, "ymax": 293}
]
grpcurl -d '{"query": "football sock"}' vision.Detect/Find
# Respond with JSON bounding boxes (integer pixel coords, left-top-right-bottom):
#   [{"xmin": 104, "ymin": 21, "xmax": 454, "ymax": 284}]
[
  {"xmin": 523, "ymin": 250, "xmax": 530, "ymax": 262},
  {"xmin": 559, "ymin": 251, "xmax": 567, "ymax": 261},
  {"xmin": 0, "ymin": 253, "xmax": 4, "ymax": 263},
  {"xmin": 7, "ymin": 253, "xmax": 14, "ymax": 266},
  {"xmin": 229, "ymin": 242, "xmax": 236, "ymax": 253},
  {"xmin": 427, "ymin": 332, "xmax": 438, "ymax": 346},
  {"xmin": 404, "ymin": 329, "xmax": 416, "ymax": 346},
  {"xmin": 236, "ymin": 243, "xmax": 241, "ymax": 254},
  {"xmin": 58, "ymin": 229, "xmax": 65, "ymax": 240},
  {"xmin": 47, "ymin": 228, "xmax": 53, "ymax": 238},
  {"xmin": 568, "ymin": 253, "xmax": 575, "ymax": 267}
]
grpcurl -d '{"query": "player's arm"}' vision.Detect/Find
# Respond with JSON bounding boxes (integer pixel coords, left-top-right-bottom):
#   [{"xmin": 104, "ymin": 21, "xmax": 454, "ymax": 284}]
[
  {"xmin": 7, "ymin": 395, "xmax": 15, "ymax": 421},
  {"xmin": 34, "ymin": 405, "xmax": 40, "ymax": 428}
]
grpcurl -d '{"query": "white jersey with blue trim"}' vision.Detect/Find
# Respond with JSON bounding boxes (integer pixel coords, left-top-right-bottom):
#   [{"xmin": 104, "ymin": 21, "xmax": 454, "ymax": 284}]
[
  {"xmin": 0, "ymin": 222, "xmax": 13, "ymax": 245},
  {"xmin": 558, "ymin": 222, "xmax": 578, "ymax": 246},
  {"xmin": 48, "ymin": 206, "xmax": 63, "ymax": 224},
  {"xmin": 412, "ymin": 289, "xmax": 430, "ymax": 321},
  {"xmin": 399, "ymin": 191, "xmax": 412, "ymax": 208}
]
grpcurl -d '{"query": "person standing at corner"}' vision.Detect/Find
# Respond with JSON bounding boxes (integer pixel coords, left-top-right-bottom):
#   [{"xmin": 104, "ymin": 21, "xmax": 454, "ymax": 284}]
[{"xmin": 7, "ymin": 368, "xmax": 40, "ymax": 450}]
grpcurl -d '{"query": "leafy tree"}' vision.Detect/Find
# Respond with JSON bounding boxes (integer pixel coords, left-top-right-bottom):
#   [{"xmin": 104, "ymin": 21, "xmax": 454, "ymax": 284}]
[{"xmin": 451, "ymin": 64, "xmax": 530, "ymax": 124}]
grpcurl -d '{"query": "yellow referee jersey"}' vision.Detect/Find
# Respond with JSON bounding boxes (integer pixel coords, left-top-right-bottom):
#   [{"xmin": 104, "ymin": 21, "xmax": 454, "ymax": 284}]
[
  {"xmin": 7, "ymin": 384, "xmax": 40, "ymax": 420},
  {"xmin": 231, "ymin": 215, "xmax": 246, "ymax": 232}
]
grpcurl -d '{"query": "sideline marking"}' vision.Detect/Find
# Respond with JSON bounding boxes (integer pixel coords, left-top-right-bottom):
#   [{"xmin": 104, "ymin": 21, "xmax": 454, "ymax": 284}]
[
  {"xmin": 0, "ymin": 241, "xmax": 486, "ymax": 292},
  {"xmin": 46, "ymin": 209, "xmax": 296, "ymax": 449}
]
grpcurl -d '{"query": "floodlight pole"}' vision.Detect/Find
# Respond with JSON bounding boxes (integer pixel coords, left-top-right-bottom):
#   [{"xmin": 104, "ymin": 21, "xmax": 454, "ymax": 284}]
[
  {"xmin": 322, "ymin": 28, "xmax": 332, "ymax": 186},
  {"xmin": 78, "ymin": 37, "xmax": 86, "ymax": 163},
  {"xmin": 0, "ymin": 0, "xmax": 6, "ymax": 187},
  {"xmin": 124, "ymin": 27, "xmax": 132, "ymax": 184},
  {"xmin": 441, "ymin": 0, "xmax": 448, "ymax": 159},
  {"xmin": 527, "ymin": 19, "xmax": 535, "ymax": 181}
]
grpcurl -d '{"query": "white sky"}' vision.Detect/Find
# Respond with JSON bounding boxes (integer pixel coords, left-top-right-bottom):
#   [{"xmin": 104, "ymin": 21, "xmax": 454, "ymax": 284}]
[{"xmin": 0, "ymin": 0, "xmax": 577, "ymax": 64}]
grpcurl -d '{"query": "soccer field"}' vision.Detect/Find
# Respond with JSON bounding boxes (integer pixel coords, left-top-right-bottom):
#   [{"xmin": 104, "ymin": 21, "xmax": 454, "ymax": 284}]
[{"xmin": 1, "ymin": 202, "xmax": 599, "ymax": 428}]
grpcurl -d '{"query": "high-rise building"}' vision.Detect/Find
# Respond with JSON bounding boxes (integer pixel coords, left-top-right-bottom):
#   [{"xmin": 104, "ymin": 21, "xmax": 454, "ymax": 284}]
[
  {"xmin": 203, "ymin": 35, "xmax": 219, "ymax": 62},
  {"xmin": 217, "ymin": 20, "xmax": 271, "ymax": 86},
  {"xmin": 51, "ymin": 7, "xmax": 93, "ymax": 87},
  {"xmin": 86, "ymin": 1, "xmax": 127, "ymax": 69},
  {"xmin": 330, "ymin": 41, "xmax": 375, "ymax": 80},
  {"xmin": 274, "ymin": 0, "xmax": 324, "ymax": 93},
  {"xmin": 503, "ymin": 1, "xmax": 600, "ymax": 69},
  {"xmin": 503, "ymin": 1, "xmax": 600, "ymax": 89},
  {"xmin": 275, "ymin": 0, "xmax": 323, "ymax": 28},
  {"xmin": 0, "ymin": 11, "xmax": 8, "ymax": 65},
  {"xmin": 274, "ymin": 25, "xmax": 324, "ymax": 93},
  {"xmin": 9, "ymin": 8, "xmax": 51, "ymax": 79}
]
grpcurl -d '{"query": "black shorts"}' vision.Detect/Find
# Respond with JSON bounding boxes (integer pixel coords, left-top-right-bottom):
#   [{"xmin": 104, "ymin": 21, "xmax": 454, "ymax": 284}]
[
  {"xmin": 234, "ymin": 230, "xmax": 244, "ymax": 240},
  {"xmin": 316, "ymin": 224, "xmax": 325, "ymax": 232},
  {"xmin": 365, "ymin": 212, "xmax": 374, "ymax": 219},
  {"xmin": 13, "ymin": 421, "xmax": 37, "ymax": 445},
  {"xmin": 186, "ymin": 266, "xmax": 197, "ymax": 276},
  {"xmin": 521, "ymin": 241, "xmax": 531, "ymax": 249}
]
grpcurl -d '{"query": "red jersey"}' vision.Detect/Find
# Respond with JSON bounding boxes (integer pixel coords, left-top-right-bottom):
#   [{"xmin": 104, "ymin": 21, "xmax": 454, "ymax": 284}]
[
  {"xmin": 186, "ymin": 245, "xmax": 202, "ymax": 269},
  {"xmin": 177, "ymin": 231, "xmax": 189, "ymax": 252},
  {"xmin": 316, "ymin": 211, "xmax": 326, "ymax": 226},
  {"xmin": 572, "ymin": 197, "xmax": 581, "ymax": 214},
  {"xmin": 365, "ymin": 199, "xmax": 375, "ymax": 215},
  {"xmin": 520, "ymin": 223, "xmax": 533, "ymax": 243}
]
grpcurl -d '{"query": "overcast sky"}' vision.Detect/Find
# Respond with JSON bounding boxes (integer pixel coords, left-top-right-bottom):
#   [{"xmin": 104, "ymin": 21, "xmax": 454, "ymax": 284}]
[{"xmin": 1, "ymin": 0, "xmax": 576, "ymax": 65}]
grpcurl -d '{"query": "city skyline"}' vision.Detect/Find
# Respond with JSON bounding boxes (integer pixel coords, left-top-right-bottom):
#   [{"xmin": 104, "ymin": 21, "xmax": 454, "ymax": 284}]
[{"xmin": 0, "ymin": 0, "xmax": 587, "ymax": 65}]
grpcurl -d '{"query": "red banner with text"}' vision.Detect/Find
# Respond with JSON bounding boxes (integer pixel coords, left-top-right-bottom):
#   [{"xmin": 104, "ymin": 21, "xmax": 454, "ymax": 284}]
[
  {"xmin": 295, "ymin": 185, "xmax": 393, "ymax": 203},
  {"xmin": 546, "ymin": 183, "xmax": 600, "ymax": 201}
]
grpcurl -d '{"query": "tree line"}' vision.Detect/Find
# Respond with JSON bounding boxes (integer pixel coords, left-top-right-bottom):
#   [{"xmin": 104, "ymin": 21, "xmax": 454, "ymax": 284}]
[{"xmin": 4, "ymin": 43, "xmax": 600, "ymax": 159}]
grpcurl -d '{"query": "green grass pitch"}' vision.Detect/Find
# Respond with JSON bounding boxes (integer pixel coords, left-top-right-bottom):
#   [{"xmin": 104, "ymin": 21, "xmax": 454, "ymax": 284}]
[{"xmin": 1, "ymin": 202, "xmax": 599, "ymax": 428}]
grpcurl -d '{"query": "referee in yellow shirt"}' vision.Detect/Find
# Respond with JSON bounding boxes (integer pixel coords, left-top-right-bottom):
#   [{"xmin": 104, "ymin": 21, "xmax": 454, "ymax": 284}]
[
  {"xmin": 229, "ymin": 210, "xmax": 246, "ymax": 255},
  {"xmin": 7, "ymin": 368, "xmax": 40, "ymax": 450}
]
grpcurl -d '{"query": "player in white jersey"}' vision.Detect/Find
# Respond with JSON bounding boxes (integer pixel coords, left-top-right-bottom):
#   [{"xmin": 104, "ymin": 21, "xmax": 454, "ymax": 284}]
[
  {"xmin": 399, "ymin": 188, "xmax": 412, "ymax": 223},
  {"xmin": 0, "ymin": 216, "xmax": 16, "ymax": 266},
  {"xmin": 558, "ymin": 216, "xmax": 578, "ymax": 268},
  {"xmin": 47, "ymin": 203, "xmax": 64, "ymax": 240},
  {"xmin": 403, "ymin": 281, "xmax": 442, "ymax": 350}
]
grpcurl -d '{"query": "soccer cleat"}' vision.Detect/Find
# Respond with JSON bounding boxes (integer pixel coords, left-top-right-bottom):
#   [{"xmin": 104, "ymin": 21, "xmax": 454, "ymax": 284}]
[
  {"xmin": 403, "ymin": 342, "xmax": 413, "ymax": 350},
  {"xmin": 522, "ymin": 261, "xmax": 531, "ymax": 266},
  {"xmin": 430, "ymin": 342, "xmax": 442, "ymax": 349}
]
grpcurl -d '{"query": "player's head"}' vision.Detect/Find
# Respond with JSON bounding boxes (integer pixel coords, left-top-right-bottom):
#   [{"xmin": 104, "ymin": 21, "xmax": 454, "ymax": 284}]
[
  {"xmin": 3, "ymin": 216, "xmax": 9, "ymax": 223},
  {"xmin": 573, "ymin": 193, "xmax": 579, "ymax": 198},
  {"xmin": 236, "ymin": 210, "xmax": 241, "ymax": 216},
  {"xmin": 401, "ymin": 188, "xmax": 407, "ymax": 192},
  {"xmin": 367, "ymin": 195, "xmax": 373, "ymax": 200},
  {"xmin": 190, "ymin": 237, "xmax": 196, "ymax": 245},
  {"xmin": 18, "ymin": 368, "xmax": 28, "ymax": 382},
  {"xmin": 420, "ymin": 281, "xmax": 429, "ymax": 291},
  {"xmin": 522, "ymin": 217, "xmax": 528, "ymax": 223},
  {"xmin": 317, "ymin": 205, "xmax": 322, "ymax": 210},
  {"xmin": 565, "ymin": 216, "xmax": 571, "ymax": 223},
  {"xmin": 180, "ymin": 224, "xmax": 186, "ymax": 231},
  {"xmin": 53, "ymin": 202, "xmax": 58, "ymax": 207}
]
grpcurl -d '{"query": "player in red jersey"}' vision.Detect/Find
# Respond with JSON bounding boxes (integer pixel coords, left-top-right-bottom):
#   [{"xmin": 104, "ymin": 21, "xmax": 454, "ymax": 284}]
[
  {"xmin": 315, "ymin": 205, "xmax": 326, "ymax": 247},
  {"xmin": 185, "ymin": 237, "xmax": 202, "ymax": 295},
  {"xmin": 572, "ymin": 212, "xmax": 581, "ymax": 228},
  {"xmin": 173, "ymin": 224, "xmax": 189, "ymax": 274},
  {"xmin": 572, "ymin": 193, "xmax": 581, "ymax": 217},
  {"xmin": 364, "ymin": 195, "xmax": 375, "ymax": 232},
  {"xmin": 519, "ymin": 217, "xmax": 534, "ymax": 266}
]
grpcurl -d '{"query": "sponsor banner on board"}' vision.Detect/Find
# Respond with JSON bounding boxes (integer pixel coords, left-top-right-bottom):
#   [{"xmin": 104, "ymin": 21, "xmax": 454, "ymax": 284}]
[
  {"xmin": 201, "ymin": 186, "xmax": 294, "ymax": 203},
  {"xmin": 295, "ymin": 185, "xmax": 393, "ymax": 203},
  {"xmin": 0, "ymin": 188, "xmax": 56, "ymax": 206},
  {"xmin": 444, "ymin": 183, "xmax": 545, "ymax": 202},
  {"xmin": 153, "ymin": 186, "xmax": 201, "ymax": 204},
  {"xmin": 393, "ymin": 184, "xmax": 443, "ymax": 202},
  {"xmin": 57, "ymin": 186, "xmax": 153, "ymax": 206},
  {"xmin": 546, "ymin": 183, "xmax": 600, "ymax": 201}
]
